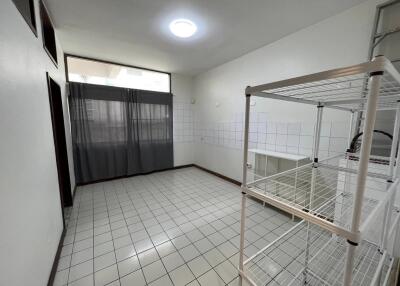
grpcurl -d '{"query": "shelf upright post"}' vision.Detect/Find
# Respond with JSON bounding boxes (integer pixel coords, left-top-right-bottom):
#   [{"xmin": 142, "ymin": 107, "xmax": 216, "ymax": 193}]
[
  {"xmin": 303, "ymin": 104, "xmax": 324, "ymax": 284},
  {"xmin": 344, "ymin": 110, "xmax": 356, "ymax": 197},
  {"xmin": 380, "ymin": 101, "xmax": 400, "ymax": 249},
  {"xmin": 388, "ymin": 101, "xmax": 400, "ymax": 179},
  {"xmin": 342, "ymin": 69, "xmax": 383, "ymax": 286},
  {"xmin": 347, "ymin": 111, "xmax": 356, "ymax": 149},
  {"xmin": 239, "ymin": 90, "xmax": 251, "ymax": 285},
  {"xmin": 394, "ymin": 101, "xmax": 400, "ymax": 178}
]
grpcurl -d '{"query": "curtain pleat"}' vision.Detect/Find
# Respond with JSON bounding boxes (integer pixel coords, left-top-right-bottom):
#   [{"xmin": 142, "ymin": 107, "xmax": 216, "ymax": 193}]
[{"xmin": 69, "ymin": 82, "xmax": 173, "ymax": 184}]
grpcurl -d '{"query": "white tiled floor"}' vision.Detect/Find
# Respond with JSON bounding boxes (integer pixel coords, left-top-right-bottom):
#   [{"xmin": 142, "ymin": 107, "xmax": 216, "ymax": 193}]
[{"xmin": 55, "ymin": 167, "xmax": 296, "ymax": 286}]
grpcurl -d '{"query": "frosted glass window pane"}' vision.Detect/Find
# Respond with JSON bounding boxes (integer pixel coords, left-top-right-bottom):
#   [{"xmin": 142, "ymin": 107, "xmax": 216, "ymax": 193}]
[{"xmin": 67, "ymin": 57, "xmax": 170, "ymax": 92}]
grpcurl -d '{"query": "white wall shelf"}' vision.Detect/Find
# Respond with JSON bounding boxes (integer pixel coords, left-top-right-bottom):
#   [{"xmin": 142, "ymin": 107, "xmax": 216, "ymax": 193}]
[{"xmin": 247, "ymin": 149, "xmax": 310, "ymax": 187}]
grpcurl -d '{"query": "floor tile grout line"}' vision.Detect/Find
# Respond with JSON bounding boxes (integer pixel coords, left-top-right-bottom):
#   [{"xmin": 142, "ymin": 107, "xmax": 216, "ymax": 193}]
[
  {"xmin": 122, "ymin": 177, "xmax": 178, "ymax": 285},
  {"xmin": 59, "ymin": 168, "xmax": 294, "ymax": 286},
  {"xmin": 128, "ymin": 171, "xmax": 236, "ymax": 286},
  {"xmin": 65, "ymin": 186, "xmax": 84, "ymax": 285}
]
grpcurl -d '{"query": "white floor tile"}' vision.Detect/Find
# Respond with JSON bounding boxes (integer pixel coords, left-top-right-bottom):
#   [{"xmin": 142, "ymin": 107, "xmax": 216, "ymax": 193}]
[
  {"xmin": 120, "ymin": 269, "xmax": 146, "ymax": 286},
  {"xmin": 68, "ymin": 274, "xmax": 93, "ymax": 286},
  {"xmin": 94, "ymin": 252, "xmax": 116, "ymax": 272},
  {"xmin": 198, "ymin": 269, "xmax": 225, "ymax": 286},
  {"xmin": 214, "ymin": 260, "xmax": 238, "ymax": 283},
  {"xmin": 94, "ymin": 241, "xmax": 114, "ymax": 257},
  {"xmin": 142, "ymin": 260, "xmax": 167, "ymax": 283},
  {"xmin": 57, "ymin": 255, "xmax": 71, "ymax": 271},
  {"xmin": 94, "ymin": 264, "xmax": 118, "ymax": 286},
  {"xmin": 71, "ymin": 248, "xmax": 94, "ymax": 267},
  {"xmin": 148, "ymin": 274, "xmax": 173, "ymax": 286},
  {"xmin": 203, "ymin": 248, "xmax": 225, "ymax": 267},
  {"xmin": 53, "ymin": 269, "xmax": 69, "ymax": 286},
  {"xmin": 169, "ymin": 264, "xmax": 195, "ymax": 286},
  {"xmin": 187, "ymin": 256, "xmax": 212, "ymax": 277},
  {"xmin": 138, "ymin": 247, "xmax": 159, "ymax": 267},
  {"xmin": 117, "ymin": 255, "xmax": 140, "ymax": 277},
  {"xmin": 69, "ymin": 260, "xmax": 93, "ymax": 283},
  {"xmin": 115, "ymin": 245, "xmax": 136, "ymax": 262},
  {"xmin": 57, "ymin": 168, "xmax": 293, "ymax": 286},
  {"xmin": 179, "ymin": 244, "xmax": 201, "ymax": 262},
  {"xmin": 155, "ymin": 241, "xmax": 176, "ymax": 257}
]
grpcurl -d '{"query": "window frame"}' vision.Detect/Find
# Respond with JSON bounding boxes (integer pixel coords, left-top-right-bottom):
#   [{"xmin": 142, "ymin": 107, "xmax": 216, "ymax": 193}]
[
  {"xmin": 64, "ymin": 54, "xmax": 172, "ymax": 93},
  {"xmin": 40, "ymin": 0, "xmax": 58, "ymax": 67},
  {"xmin": 12, "ymin": 0, "xmax": 37, "ymax": 37}
]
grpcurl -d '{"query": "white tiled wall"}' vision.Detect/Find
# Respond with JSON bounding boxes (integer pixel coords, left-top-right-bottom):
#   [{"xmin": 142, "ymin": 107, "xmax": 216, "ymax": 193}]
[
  {"xmin": 193, "ymin": 112, "xmax": 349, "ymax": 159},
  {"xmin": 173, "ymin": 101, "xmax": 195, "ymax": 143}
]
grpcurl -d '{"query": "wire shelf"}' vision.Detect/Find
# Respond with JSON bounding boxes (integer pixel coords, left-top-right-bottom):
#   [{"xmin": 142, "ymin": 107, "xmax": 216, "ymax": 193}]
[
  {"xmin": 240, "ymin": 56, "xmax": 400, "ymax": 286},
  {"xmin": 246, "ymin": 57, "xmax": 400, "ymax": 111},
  {"xmin": 246, "ymin": 162, "xmax": 391, "ymax": 239},
  {"xmin": 243, "ymin": 221, "xmax": 392, "ymax": 286},
  {"xmin": 320, "ymin": 153, "xmax": 391, "ymax": 177}
]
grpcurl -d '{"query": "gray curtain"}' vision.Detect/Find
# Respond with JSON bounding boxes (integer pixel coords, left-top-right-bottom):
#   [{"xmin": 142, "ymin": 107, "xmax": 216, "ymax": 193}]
[{"xmin": 69, "ymin": 82, "xmax": 173, "ymax": 184}]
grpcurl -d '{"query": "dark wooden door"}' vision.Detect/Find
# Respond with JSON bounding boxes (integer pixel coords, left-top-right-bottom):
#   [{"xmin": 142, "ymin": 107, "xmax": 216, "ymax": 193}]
[{"xmin": 46, "ymin": 73, "xmax": 73, "ymax": 208}]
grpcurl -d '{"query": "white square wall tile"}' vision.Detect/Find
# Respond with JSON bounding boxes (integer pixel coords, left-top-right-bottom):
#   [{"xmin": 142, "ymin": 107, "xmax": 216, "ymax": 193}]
[
  {"xmin": 329, "ymin": 137, "xmax": 347, "ymax": 152},
  {"xmin": 287, "ymin": 135, "xmax": 300, "ymax": 147},
  {"xmin": 299, "ymin": 135, "xmax": 313, "ymax": 149},
  {"xmin": 319, "ymin": 137, "xmax": 330, "ymax": 151},
  {"xmin": 320, "ymin": 122, "xmax": 331, "ymax": 137},
  {"xmin": 287, "ymin": 123, "xmax": 301, "ymax": 135},
  {"xmin": 300, "ymin": 122, "xmax": 314, "ymax": 136},
  {"xmin": 266, "ymin": 134, "xmax": 277, "ymax": 146},
  {"xmin": 286, "ymin": 146, "xmax": 298, "ymax": 154},
  {"xmin": 331, "ymin": 121, "xmax": 349, "ymax": 138}
]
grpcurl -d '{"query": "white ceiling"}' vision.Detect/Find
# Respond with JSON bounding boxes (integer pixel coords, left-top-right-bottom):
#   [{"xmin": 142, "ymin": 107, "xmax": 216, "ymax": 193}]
[{"xmin": 45, "ymin": 0, "xmax": 368, "ymax": 75}]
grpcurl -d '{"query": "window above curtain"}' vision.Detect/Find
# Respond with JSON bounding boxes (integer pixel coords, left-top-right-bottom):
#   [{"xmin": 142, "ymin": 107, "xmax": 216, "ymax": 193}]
[{"xmin": 66, "ymin": 56, "xmax": 170, "ymax": 93}]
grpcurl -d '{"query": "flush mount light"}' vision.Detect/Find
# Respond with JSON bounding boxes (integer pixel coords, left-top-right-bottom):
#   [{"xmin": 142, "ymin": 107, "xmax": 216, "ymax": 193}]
[{"xmin": 169, "ymin": 19, "xmax": 197, "ymax": 38}]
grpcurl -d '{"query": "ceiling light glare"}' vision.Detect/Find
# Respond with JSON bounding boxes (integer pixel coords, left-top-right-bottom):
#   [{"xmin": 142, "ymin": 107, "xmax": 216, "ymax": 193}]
[{"xmin": 169, "ymin": 19, "xmax": 197, "ymax": 38}]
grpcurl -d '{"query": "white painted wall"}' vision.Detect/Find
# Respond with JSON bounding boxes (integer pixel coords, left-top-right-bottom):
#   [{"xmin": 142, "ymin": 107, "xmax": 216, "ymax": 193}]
[
  {"xmin": 172, "ymin": 73, "xmax": 195, "ymax": 166},
  {"xmin": 0, "ymin": 1, "xmax": 74, "ymax": 285},
  {"xmin": 192, "ymin": 0, "xmax": 380, "ymax": 181}
]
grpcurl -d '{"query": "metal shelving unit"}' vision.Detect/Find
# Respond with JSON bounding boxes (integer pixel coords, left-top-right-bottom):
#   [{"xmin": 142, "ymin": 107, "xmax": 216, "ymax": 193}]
[
  {"xmin": 355, "ymin": 0, "xmax": 400, "ymax": 147},
  {"xmin": 243, "ymin": 221, "xmax": 394, "ymax": 286},
  {"xmin": 239, "ymin": 56, "xmax": 400, "ymax": 286}
]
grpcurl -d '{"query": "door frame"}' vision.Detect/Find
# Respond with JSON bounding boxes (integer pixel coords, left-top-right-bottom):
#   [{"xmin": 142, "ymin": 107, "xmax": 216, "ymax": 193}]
[{"xmin": 46, "ymin": 73, "xmax": 73, "ymax": 226}]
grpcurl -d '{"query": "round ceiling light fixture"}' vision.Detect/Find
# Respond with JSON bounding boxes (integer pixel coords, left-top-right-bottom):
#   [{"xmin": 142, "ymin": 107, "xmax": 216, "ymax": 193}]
[{"xmin": 169, "ymin": 19, "xmax": 197, "ymax": 38}]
